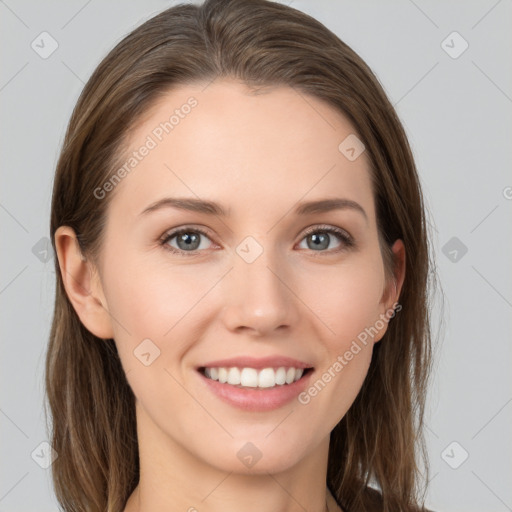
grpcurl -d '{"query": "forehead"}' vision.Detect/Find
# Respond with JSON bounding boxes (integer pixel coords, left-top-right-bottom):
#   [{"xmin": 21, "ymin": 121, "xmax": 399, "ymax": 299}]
[{"xmin": 109, "ymin": 79, "xmax": 375, "ymax": 222}]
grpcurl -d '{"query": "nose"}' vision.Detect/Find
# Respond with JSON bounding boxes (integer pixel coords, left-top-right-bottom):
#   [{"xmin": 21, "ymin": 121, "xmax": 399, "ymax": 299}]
[{"xmin": 220, "ymin": 248, "xmax": 301, "ymax": 336}]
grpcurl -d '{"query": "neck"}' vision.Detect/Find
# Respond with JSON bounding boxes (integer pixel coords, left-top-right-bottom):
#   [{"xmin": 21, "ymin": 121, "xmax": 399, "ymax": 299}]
[{"xmin": 124, "ymin": 402, "xmax": 336, "ymax": 512}]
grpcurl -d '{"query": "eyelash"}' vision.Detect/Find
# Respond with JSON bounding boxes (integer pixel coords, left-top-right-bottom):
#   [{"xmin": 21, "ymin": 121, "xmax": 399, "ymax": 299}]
[{"xmin": 159, "ymin": 224, "xmax": 355, "ymax": 256}]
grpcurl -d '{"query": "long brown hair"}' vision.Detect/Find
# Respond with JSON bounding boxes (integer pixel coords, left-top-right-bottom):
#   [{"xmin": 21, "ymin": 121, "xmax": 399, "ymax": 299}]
[{"xmin": 45, "ymin": 0, "xmax": 435, "ymax": 510}]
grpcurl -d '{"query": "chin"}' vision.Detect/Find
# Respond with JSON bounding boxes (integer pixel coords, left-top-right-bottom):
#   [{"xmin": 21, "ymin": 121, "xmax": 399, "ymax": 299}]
[{"xmin": 191, "ymin": 433, "xmax": 313, "ymax": 476}]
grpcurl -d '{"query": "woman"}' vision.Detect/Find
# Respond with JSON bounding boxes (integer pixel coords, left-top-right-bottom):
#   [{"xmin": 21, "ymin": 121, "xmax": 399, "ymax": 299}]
[{"xmin": 45, "ymin": 0, "xmax": 435, "ymax": 511}]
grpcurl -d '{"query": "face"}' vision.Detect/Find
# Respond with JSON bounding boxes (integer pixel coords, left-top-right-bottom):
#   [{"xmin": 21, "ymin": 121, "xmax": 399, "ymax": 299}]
[{"xmin": 86, "ymin": 79, "xmax": 402, "ymax": 475}]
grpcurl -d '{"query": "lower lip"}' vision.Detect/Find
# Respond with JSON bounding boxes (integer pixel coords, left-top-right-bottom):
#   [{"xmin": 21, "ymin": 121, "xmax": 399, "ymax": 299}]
[{"xmin": 197, "ymin": 369, "xmax": 313, "ymax": 412}]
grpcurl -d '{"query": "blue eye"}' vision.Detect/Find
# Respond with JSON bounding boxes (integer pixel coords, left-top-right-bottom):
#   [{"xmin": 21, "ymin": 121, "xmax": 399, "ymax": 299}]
[
  {"xmin": 161, "ymin": 227, "xmax": 213, "ymax": 253},
  {"xmin": 298, "ymin": 225, "xmax": 354, "ymax": 252},
  {"xmin": 160, "ymin": 224, "xmax": 354, "ymax": 256}
]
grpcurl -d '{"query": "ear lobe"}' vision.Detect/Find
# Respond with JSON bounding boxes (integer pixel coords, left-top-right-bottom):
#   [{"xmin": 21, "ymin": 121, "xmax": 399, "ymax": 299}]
[
  {"xmin": 54, "ymin": 226, "xmax": 114, "ymax": 339},
  {"xmin": 374, "ymin": 239, "xmax": 406, "ymax": 343},
  {"xmin": 389, "ymin": 238, "xmax": 406, "ymax": 306}
]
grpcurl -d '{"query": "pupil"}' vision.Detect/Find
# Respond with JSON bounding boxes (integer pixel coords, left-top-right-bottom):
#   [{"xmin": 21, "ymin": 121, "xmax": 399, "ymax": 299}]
[
  {"xmin": 179, "ymin": 232, "xmax": 199, "ymax": 250},
  {"xmin": 309, "ymin": 232, "xmax": 328, "ymax": 250}
]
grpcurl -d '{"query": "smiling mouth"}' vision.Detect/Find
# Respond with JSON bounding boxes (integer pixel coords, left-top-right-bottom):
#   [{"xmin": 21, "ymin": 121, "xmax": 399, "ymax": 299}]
[{"xmin": 198, "ymin": 366, "xmax": 314, "ymax": 389}]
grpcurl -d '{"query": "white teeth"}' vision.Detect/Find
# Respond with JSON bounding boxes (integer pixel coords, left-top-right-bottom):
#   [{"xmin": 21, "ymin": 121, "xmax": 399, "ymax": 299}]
[
  {"xmin": 227, "ymin": 367, "xmax": 241, "ymax": 385},
  {"xmin": 258, "ymin": 368, "xmax": 276, "ymax": 388},
  {"xmin": 275, "ymin": 367, "xmax": 286, "ymax": 385},
  {"xmin": 218, "ymin": 367, "xmax": 228, "ymax": 383},
  {"xmin": 240, "ymin": 368, "xmax": 258, "ymax": 387},
  {"xmin": 202, "ymin": 366, "xmax": 308, "ymax": 388}
]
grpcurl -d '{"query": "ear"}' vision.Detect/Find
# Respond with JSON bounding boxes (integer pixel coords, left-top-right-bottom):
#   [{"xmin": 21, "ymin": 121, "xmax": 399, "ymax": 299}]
[
  {"xmin": 54, "ymin": 226, "xmax": 114, "ymax": 339},
  {"xmin": 374, "ymin": 239, "xmax": 406, "ymax": 342}
]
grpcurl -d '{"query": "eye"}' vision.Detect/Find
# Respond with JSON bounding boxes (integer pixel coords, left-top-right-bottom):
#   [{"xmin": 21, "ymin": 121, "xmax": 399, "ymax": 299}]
[
  {"xmin": 297, "ymin": 225, "xmax": 354, "ymax": 253},
  {"xmin": 160, "ymin": 227, "xmax": 215, "ymax": 254},
  {"xmin": 159, "ymin": 224, "xmax": 355, "ymax": 256}
]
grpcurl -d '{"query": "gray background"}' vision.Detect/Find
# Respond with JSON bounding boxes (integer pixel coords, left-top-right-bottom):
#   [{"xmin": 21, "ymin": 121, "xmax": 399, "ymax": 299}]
[{"xmin": 1, "ymin": 1, "xmax": 511, "ymax": 511}]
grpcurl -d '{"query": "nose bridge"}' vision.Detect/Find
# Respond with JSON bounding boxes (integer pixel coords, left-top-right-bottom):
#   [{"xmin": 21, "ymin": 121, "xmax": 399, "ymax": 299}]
[{"xmin": 221, "ymin": 236, "xmax": 299, "ymax": 334}]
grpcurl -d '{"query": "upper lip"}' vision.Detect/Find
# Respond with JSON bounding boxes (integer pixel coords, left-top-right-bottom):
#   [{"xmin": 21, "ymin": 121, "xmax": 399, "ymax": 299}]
[{"xmin": 198, "ymin": 355, "xmax": 314, "ymax": 370}]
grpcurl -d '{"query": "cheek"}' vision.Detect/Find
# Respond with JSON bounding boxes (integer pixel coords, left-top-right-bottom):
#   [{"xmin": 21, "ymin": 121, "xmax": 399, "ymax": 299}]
[
  {"xmin": 301, "ymin": 255, "xmax": 386, "ymax": 347},
  {"xmin": 100, "ymin": 251, "xmax": 228, "ymax": 386},
  {"xmin": 100, "ymin": 255, "xmax": 211, "ymax": 411},
  {"xmin": 295, "ymin": 263, "xmax": 383, "ymax": 426},
  {"xmin": 103, "ymin": 252, "xmax": 222, "ymax": 338}
]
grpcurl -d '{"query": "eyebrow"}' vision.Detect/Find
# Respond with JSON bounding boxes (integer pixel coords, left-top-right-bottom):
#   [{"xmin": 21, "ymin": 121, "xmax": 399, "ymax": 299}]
[{"xmin": 139, "ymin": 197, "xmax": 367, "ymax": 221}]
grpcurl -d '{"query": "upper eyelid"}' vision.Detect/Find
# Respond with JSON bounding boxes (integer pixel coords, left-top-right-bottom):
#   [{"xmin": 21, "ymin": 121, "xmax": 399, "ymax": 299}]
[{"xmin": 301, "ymin": 224, "xmax": 351, "ymax": 237}]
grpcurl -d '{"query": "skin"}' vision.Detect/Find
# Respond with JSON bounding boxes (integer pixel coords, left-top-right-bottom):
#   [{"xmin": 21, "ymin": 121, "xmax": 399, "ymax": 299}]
[{"xmin": 56, "ymin": 78, "xmax": 405, "ymax": 512}]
